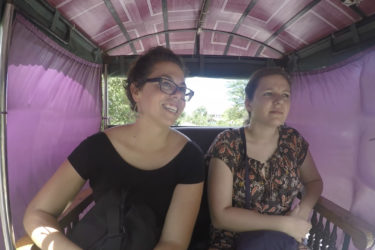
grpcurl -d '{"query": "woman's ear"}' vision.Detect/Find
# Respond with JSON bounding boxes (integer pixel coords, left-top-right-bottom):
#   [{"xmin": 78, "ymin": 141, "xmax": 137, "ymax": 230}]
[
  {"xmin": 245, "ymin": 98, "xmax": 252, "ymax": 112},
  {"xmin": 130, "ymin": 83, "xmax": 141, "ymax": 102}
]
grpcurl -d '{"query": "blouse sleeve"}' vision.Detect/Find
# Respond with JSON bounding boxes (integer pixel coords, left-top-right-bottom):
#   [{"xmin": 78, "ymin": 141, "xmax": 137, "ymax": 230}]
[
  {"xmin": 68, "ymin": 133, "xmax": 101, "ymax": 180},
  {"xmin": 294, "ymin": 129, "xmax": 309, "ymax": 167},
  {"xmin": 206, "ymin": 129, "xmax": 242, "ymax": 172}
]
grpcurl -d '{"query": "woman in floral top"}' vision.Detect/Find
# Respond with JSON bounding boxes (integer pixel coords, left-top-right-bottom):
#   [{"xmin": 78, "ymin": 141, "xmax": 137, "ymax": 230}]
[{"xmin": 207, "ymin": 67, "xmax": 323, "ymax": 250}]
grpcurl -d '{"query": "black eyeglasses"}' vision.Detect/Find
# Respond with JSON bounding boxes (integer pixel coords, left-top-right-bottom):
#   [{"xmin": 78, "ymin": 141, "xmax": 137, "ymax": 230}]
[{"xmin": 145, "ymin": 77, "xmax": 194, "ymax": 102}]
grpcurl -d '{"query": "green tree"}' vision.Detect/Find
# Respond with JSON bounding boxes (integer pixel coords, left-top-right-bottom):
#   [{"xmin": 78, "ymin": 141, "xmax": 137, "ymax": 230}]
[
  {"xmin": 176, "ymin": 80, "xmax": 248, "ymax": 127},
  {"xmin": 106, "ymin": 77, "xmax": 135, "ymax": 125},
  {"xmin": 219, "ymin": 79, "xmax": 247, "ymax": 126},
  {"xmin": 178, "ymin": 106, "xmax": 216, "ymax": 126},
  {"xmin": 175, "ymin": 111, "xmax": 186, "ymax": 126},
  {"xmin": 190, "ymin": 106, "xmax": 209, "ymax": 125}
]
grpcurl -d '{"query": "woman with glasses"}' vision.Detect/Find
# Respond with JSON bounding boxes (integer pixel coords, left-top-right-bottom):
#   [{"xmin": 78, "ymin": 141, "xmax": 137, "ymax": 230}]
[
  {"xmin": 206, "ymin": 67, "xmax": 323, "ymax": 250},
  {"xmin": 23, "ymin": 46, "xmax": 204, "ymax": 250}
]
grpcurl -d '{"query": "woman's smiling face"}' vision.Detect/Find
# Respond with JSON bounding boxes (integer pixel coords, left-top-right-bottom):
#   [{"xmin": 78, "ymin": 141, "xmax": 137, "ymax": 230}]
[{"xmin": 132, "ymin": 61, "xmax": 186, "ymax": 126}]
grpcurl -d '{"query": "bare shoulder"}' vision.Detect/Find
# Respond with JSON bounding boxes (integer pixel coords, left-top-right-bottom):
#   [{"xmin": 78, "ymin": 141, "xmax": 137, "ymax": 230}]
[
  {"xmin": 170, "ymin": 128, "xmax": 190, "ymax": 144},
  {"xmin": 103, "ymin": 124, "xmax": 129, "ymax": 135},
  {"xmin": 103, "ymin": 124, "xmax": 132, "ymax": 142}
]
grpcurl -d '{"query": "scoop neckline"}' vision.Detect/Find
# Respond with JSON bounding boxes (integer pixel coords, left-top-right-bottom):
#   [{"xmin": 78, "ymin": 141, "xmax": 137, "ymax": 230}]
[
  {"xmin": 100, "ymin": 132, "xmax": 191, "ymax": 172},
  {"xmin": 239, "ymin": 126, "xmax": 282, "ymax": 165}
]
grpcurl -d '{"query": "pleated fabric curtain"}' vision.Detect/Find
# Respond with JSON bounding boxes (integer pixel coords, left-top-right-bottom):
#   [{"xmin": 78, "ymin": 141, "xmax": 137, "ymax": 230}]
[
  {"xmin": 6, "ymin": 14, "xmax": 102, "ymax": 241},
  {"xmin": 287, "ymin": 46, "xmax": 375, "ymax": 249}
]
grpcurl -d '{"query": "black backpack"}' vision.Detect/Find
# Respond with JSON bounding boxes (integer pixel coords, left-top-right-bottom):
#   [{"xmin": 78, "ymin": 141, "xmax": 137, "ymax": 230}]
[{"xmin": 68, "ymin": 188, "xmax": 160, "ymax": 250}]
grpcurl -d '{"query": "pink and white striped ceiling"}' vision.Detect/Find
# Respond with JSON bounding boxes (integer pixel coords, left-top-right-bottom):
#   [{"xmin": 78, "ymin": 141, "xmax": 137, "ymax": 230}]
[{"xmin": 46, "ymin": 0, "xmax": 375, "ymax": 58}]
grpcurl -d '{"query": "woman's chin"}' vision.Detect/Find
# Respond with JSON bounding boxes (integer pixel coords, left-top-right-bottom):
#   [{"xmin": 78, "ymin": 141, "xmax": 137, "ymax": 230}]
[
  {"xmin": 264, "ymin": 119, "xmax": 286, "ymax": 128},
  {"xmin": 163, "ymin": 116, "xmax": 179, "ymax": 127}
]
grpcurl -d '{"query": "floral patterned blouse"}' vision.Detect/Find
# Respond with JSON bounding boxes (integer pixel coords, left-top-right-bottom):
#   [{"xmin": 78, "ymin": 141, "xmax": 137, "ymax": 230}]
[{"xmin": 207, "ymin": 126, "xmax": 309, "ymax": 249}]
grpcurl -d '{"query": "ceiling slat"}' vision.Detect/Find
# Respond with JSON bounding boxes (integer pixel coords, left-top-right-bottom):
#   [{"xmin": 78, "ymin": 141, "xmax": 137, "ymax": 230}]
[
  {"xmin": 255, "ymin": 0, "xmax": 321, "ymax": 57},
  {"xmin": 103, "ymin": 0, "xmax": 137, "ymax": 55},
  {"xmin": 106, "ymin": 28, "xmax": 284, "ymax": 57},
  {"xmin": 194, "ymin": 0, "xmax": 210, "ymax": 55},
  {"xmin": 162, "ymin": 0, "xmax": 170, "ymax": 49},
  {"xmin": 223, "ymin": 0, "xmax": 258, "ymax": 55},
  {"xmin": 350, "ymin": 5, "xmax": 367, "ymax": 19}
]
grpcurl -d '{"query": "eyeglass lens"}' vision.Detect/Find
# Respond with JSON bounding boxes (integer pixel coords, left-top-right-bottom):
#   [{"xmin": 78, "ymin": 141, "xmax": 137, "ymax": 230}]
[{"xmin": 159, "ymin": 79, "xmax": 193, "ymax": 101}]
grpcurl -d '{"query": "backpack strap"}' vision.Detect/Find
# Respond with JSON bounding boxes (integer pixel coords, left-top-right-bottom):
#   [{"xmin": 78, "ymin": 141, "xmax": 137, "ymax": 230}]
[{"xmin": 105, "ymin": 193, "xmax": 123, "ymax": 248}]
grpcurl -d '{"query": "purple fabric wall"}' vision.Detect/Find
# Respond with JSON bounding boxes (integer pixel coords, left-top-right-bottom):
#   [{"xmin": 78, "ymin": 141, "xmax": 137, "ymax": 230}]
[
  {"xmin": 288, "ymin": 47, "xmax": 375, "ymax": 249},
  {"xmin": 6, "ymin": 14, "xmax": 102, "ymax": 242}
]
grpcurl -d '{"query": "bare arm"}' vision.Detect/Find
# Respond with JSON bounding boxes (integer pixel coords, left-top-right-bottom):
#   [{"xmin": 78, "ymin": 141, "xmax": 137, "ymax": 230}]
[
  {"xmin": 154, "ymin": 182, "xmax": 203, "ymax": 250},
  {"xmin": 293, "ymin": 150, "xmax": 323, "ymax": 220},
  {"xmin": 207, "ymin": 157, "xmax": 311, "ymax": 241},
  {"xmin": 23, "ymin": 160, "xmax": 86, "ymax": 250}
]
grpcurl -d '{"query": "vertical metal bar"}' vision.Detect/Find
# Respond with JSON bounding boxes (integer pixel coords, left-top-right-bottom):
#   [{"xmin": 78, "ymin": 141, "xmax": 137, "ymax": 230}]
[
  {"xmin": 342, "ymin": 233, "xmax": 350, "ymax": 250},
  {"xmin": 102, "ymin": 64, "xmax": 109, "ymax": 130},
  {"xmin": 194, "ymin": 0, "xmax": 210, "ymax": 55},
  {"xmin": 161, "ymin": 0, "xmax": 170, "ymax": 49},
  {"xmin": 0, "ymin": 3, "xmax": 16, "ymax": 250}
]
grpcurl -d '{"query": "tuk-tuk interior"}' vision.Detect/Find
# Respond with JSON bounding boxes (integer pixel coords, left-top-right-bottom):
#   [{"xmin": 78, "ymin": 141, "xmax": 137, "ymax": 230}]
[{"xmin": 1, "ymin": 0, "xmax": 375, "ymax": 249}]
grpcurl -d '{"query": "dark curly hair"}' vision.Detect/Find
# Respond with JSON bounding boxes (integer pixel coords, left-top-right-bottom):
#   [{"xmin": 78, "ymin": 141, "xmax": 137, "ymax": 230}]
[{"xmin": 125, "ymin": 46, "xmax": 185, "ymax": 111}]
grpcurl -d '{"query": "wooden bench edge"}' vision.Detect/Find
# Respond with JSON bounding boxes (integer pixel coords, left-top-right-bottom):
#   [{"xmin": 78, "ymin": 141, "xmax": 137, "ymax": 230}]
[{"xmin": 315, "ymin": 196, "xmax": 375, "ymax": 249}]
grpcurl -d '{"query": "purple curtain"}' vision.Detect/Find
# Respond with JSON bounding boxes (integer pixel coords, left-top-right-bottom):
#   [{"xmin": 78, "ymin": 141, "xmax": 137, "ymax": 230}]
[
  {"xmin": 6, "ymin": 14, "xmax": 102, "ymax": 241},
  {"xmin": 287, "ymin": 47, "xmax": 375, "ymax": 249}
]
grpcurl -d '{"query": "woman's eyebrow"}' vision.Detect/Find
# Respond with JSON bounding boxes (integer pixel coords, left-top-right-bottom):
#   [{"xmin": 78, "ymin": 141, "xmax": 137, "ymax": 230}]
[
  {"xmin": 159, "ymin": 74, "xmax": 172, "ymax": 79},
  {"xmin": 262, "ymin": 87, "xmax": 290, "ymax": 92},
  {"xmin": 160, "ymin": 75, "xmax": 187, "ymax": 87}
]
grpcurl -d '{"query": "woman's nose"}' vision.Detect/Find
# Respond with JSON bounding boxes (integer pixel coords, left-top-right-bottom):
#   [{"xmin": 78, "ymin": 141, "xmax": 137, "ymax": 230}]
[{"xmin": 273, "ymin": 95, "xmax": 283, "ymax": 104}]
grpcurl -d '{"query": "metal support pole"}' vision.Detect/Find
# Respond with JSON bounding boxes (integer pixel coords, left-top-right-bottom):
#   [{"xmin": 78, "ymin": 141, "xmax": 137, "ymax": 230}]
[
  {"xmin": 0, "ymin": 3, "xmax": 16, "ymax": 250},
  {"xmin": 102, "ymin": 64, "xmax": 109, "ymax": 130}
]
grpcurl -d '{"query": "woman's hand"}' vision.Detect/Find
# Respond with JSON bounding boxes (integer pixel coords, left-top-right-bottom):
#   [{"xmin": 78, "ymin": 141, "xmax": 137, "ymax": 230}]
[
  {"xmin": 282, "ymin": 214, "xmax": 312, "ymax": 243},
  {"xmin": 288, "ymin": 204, "xmax": 310, "ymax": 221}
]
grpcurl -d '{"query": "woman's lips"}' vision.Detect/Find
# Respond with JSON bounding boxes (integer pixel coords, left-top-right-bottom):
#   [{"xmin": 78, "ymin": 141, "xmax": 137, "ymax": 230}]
[{"xmin": 270, "ymin": 110, "xmax": 283, "ymax": 115}]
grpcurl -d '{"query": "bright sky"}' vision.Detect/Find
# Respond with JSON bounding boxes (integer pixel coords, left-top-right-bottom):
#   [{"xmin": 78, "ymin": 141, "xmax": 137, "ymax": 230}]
[{"xmin": 184, "ymin": 77, "xmax": 233, "ymax": 115}]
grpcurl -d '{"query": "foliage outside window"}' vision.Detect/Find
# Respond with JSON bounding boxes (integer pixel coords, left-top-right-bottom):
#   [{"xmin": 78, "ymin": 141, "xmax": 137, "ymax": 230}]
[
  {"xmin": 105, "ymin": 77, "xmax": 248, "ymax": 127},
  {"xmin": 105, "ymin": 77, "xmax": 135, "ymax": 125}
]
